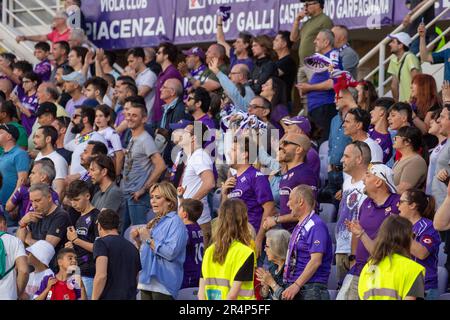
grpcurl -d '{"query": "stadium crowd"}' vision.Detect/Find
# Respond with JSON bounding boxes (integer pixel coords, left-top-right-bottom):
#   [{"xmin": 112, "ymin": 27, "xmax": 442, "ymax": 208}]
[{"xmin": 2, "ymin": 0, "xmax": 450, "ymax": 301}]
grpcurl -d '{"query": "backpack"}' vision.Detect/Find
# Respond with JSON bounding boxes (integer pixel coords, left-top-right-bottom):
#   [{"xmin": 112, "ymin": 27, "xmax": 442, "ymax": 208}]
[{"xmin": 0, "ymin": 231, "xmax": 15, "ymax": 280}]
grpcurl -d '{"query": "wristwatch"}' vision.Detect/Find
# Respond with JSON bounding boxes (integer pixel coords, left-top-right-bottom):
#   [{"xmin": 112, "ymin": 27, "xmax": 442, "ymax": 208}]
[
  {"xmin": 348, "ymin": 254, "xmax": 356, "ymax": 262},
  {"xmin": 274, "ymin": 215, "xmax": 279, "ymax": 224}
]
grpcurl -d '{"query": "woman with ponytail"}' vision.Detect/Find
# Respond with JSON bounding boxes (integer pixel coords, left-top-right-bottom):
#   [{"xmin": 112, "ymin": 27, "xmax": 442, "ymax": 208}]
[{"xmin": 398, "ymin": 189, "xmax": 441, "ymax": 300}]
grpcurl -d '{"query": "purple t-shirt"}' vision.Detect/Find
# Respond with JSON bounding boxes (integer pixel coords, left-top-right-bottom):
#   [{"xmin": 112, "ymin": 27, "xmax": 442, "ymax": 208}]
[
  {"xmin": 152, "ymin": 64, "xmax": 183, "ymax": 122},
  {"xmin": 351, "ymin": 193, "xmax": 400, "ymax": 276},
  {"xmin": 65, "ymin": 95, "xmax": 87, "ymax": 117},
  {"xmin": 11, "ymin": 185, "xmax": 60, "ymax": 218},
  {"xmin": 34, "ymin": 59, "xmax": 52, "ymax": 82},
  {"xmin": 227, "ymin": 166, "xmax": 274, "ymax": 231},
  {"xmin": 305, "ymin": 147, "xmax": 320, "ymax": 178},
  {"xmin": 283, "ymin": 213, "xmax": 332, "ymax": 285},
  {"xmin": 181, "ymin": 223, "xmax": 204, "ymax": 289},
  {"xmin": 412, "ymin": 217, "xmax": 440, "ymax": 290},
  {"xmin": 369, "ymin": 127, "xmax": 393, "ymax": 164},
  {"xmin": 230, "ymin": 48, "xmax": 254, "ymax": 72},
  {"xmin": 279, "ymin": 163, "xmax": 319, "ymax": 232},
  {"xmin": 20, "ymin": 93, "xmax": 39, "ymax": 135}
]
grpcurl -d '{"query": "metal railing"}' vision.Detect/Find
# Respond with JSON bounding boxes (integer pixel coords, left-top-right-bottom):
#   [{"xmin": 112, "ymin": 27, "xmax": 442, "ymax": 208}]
[{"xmin": 358, "ymin": 0, "xmax": 442, "ymax": 96}]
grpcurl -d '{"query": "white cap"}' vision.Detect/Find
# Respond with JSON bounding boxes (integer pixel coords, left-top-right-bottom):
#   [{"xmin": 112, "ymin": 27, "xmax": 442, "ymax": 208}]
[
  {"xmin": 368, "ymin": 163, "xmax": 397, "ymax": 194},
  {"xmin": 388, "ymin": 32, "xmax": 412, "ymax": 48},
  {"xmin": 26, "ymin": 240, "xmax": 55, "ymax": 267}
]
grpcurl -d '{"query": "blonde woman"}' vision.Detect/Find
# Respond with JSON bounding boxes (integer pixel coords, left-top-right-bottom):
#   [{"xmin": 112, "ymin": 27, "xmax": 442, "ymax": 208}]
[
  {"xmin": 131, "ymin": 182, "xmax": 188, "ymax": 300},
  {"xmin": 199, "ymin": 199, "xmax": 255, "ymax": 300}
]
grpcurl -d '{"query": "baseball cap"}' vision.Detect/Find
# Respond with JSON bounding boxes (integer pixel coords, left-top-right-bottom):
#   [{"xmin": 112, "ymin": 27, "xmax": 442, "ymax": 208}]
[
  {"xmin": 388, "ymin": 32, "xmax": 412, "ymax": 48},
  {"xmin": 78, "ymin": 99, "xmax": 99, "ymax": 108},
  {"xmin": 368, "ymin": 163, "xmax": 397, "ymax": 193},
  {"xmin": 182, "ymin": 47, "xmax": 206, "ymax": 60},
  {"xmin": 169, "ymin": 119, "xmax": 193, "ymax": 131},
  {"xmin": 282, "ymin": 116, "xmax": 311, "ymax": 136},
  {"xmin": 0, "ymin": 123, "xmax": 19, "ymax": 141},
  {"xmin": 26, "ymin": 240, "xmax": 55, "ymax": 267},
  {"xmin": 36, "ymin": 102, "xmax": 57, "ymax": 118},
  {"xmin": 62, "ymin": 71, "xmax": 86, "ymax": 87}
]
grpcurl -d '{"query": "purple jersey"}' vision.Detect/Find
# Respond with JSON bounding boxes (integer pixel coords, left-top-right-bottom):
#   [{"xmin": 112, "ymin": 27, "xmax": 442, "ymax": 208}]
[
  {"xmin": 279, "ymin": 163, "xmax": 319, "ymax": 232},
  {"xmin": 227, "ymin": 166, "xmax": 274, "ymax": 232},
  {"xmin": 34, "ymin": 59, "xmax": 52, "ymax": 82},
  {"xmin": 369, "ymin": 127, "xmax": 392, "ymax": 164},
  {"xmin": 412, "ymin": 218, "xmax": 440, "ymax": 290},
  {"xmin": 351, "ymin": 193, "xmax": 400, "ymax": 276},
  {"xmin": 19, "ymin": 92, "xmax": 39, "ymax": 135},
  {"xmin": 305, "ymin": 147, "xmax": 320, "ymax": 178},
  {"xmin": 181, "ymin": 223, "xmax": 204, "ymax": 289},
  {"xmin": 11, "ymin": 185, "xmax": 60, "ymax": 218},
  {"xmin": 283, "ymin": 213, "xmax": 332, "ymax": 285}
]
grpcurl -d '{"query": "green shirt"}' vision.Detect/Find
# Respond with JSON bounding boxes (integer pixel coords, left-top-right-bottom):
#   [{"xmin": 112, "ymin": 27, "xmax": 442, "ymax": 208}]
[
  {"xmin": 387, "ymin": 52, "xmax": 421, "ymax": 102},
  {"xmin": 0, "ymin": 122, "xmax": 28, "ymax": 155},
  {"xmin": 298, "ymin": 13, "xmax": 334, "ymax": 65}
]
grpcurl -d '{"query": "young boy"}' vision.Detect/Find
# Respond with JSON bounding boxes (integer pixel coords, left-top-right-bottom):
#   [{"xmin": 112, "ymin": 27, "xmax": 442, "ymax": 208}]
[
  {"xmin": 65, "ymin": 180, "xmax": 99, "ymax": 300},
  {"xmin": 25, "ymin": 240, "xmax": 55, "ymax": 300},
  {"xmin": 177, "ymin": 198, "xmax": 204, "ymax": 290},
  {"xmin": 34, "ymin": 42, "xmax": 52, "ymax": 82},
  {"xmin": 34, "ymin": 248, "xmax": 86, "ymax": 300},
  {"xmin": 369, "ymin": 98, "xmax": 395, "ymax": 164}
]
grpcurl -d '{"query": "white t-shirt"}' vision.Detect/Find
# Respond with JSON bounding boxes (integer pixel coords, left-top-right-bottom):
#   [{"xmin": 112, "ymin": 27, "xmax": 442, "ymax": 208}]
[
  {"xmin": 181, "ymin": 148, "xmax": 214, "ymax": 225},
  {"xmin": 0, "ymin": 234, "xmax": 27, "ymax": 300},
  {"xmin": 364, "ymin": 136, "xmax": 384, "ymax": 163},
  {"xmin": 35, "ymin": 150, "xmax": 69, "ymax": 180},
  {"xmin": 25, "ymin": 269, "xmax": 54, "ymax": 300},
  {"xmin": 136, "ymin": 68, "xmax": 157, "ymax": 118},
  {"xmin": 97, "ymin": 127, "xmax": 123, "ymax": 156},
  {"xmin": 335, "ymin": 177, "xmax": 367, "ymax": 254},
  {"xmin": 65, "ymin": 131, "xmax": 108, "ymax": 175}
]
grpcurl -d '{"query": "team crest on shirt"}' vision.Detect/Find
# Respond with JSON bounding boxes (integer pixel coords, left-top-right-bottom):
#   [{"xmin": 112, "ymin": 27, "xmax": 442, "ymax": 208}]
[
  {"xmin": 288, "ymin": 173, "xmax": 295, "ymax": 180},
  {"xmin": 55, "ymin": 228, "xmax": 60, "ymax": 234},
  {"xmin": 422, "ymin": 236, "xmax": 433, "ymax": 245},
  {"xmin": 376, "ymin": 138, "xmax": 382, "ymax": 144},
  {"xmin": 385, "ymin": 206, "xmax": 392, "ymax": 215},
  {"xmin": 314, "ymin": 240, "xmax": 321, "ymax": 246},
  {"xmin": 86, "ymin": 216, "xmax": 91, "ymax": 225},
  {"xmin": 240, "ymin": 176, "xmax": 247, "ymax": 183}
]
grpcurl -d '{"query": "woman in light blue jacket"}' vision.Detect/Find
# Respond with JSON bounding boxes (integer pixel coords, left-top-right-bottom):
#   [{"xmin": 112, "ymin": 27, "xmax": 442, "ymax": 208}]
[{"xmin": 131, "ymin": 182, "xmax": 188, "ymax": 300}]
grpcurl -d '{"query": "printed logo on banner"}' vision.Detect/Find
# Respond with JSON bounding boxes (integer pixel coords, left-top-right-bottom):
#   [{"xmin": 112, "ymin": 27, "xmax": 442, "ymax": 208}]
[{"xmin": 189, "ymin": 0, "xmax": 205, "ymax": 9}]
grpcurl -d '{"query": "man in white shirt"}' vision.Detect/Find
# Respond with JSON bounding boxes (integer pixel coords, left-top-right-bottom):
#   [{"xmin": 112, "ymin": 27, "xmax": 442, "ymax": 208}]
[
  {"xmin": 64, "ymin": 106, "xmax": 107, "ymax": 179},
  {"xmin": 172, "ymin": 121, "xmax": 215, "ymax": 246},
  {"xmin": 34, "ymin": 125, "xmax": 68, "ymax": 199},
  {"xmin": 0, "ymin": 214, "xmax": 29, "ymax": 300},
  {"xmin": 125, "ymin": 48, "xmax": 157, "ymax": 118},
  {"xmin": 343, "ymin": 108, "xmax": 383, "ymax": 163}
]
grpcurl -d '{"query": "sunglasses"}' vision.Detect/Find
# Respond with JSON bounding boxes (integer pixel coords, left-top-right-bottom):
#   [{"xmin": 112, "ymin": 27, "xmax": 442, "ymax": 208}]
[{"xmin": 280, "ymin": 140, "xmax": 300, "ymax": 147}]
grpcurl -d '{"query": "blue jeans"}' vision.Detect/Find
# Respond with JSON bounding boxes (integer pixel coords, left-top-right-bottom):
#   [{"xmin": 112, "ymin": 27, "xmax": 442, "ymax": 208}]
[
  {"xmin": 295, "ymin": 283, "xmax": 330, "ymax": 300},
  {"xmin": 425, "ymin": 288, "xmax": 439, "ymax": 300},
  {"xmin": 126, "ymin": 192, "xmax": 151, "ymax": 227},
  {"xmin": 82, "ymin": 276, "xmax": 94, "ymax": 300}
]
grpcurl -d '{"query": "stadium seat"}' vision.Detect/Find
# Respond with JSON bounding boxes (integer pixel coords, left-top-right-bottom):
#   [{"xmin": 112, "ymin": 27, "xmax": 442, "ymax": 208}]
[
  {"xmin": 439, "ymin": 242, "xmax": 447, "ymax": 267},
  {"xmin": 439, "ymin": 293, "xmax": 450, "ymax": 300},
  {"xmin": 319, "ymin": 140, "xmax": 329, "ymax": 187},
  {"xmin": 177, "ymin": 287, "xmax": 199, "ymax": 300},
  {"xmin": 319, "ymin": 203, "xmax": 337, "ymax": 223},
  {"xmin": 327, "ymin": 222, "xmax": 336, "ymax": 244},
  {"xmin": 328, "ymin": 265, "xmax": 338, "ymax": 290},
  {"xmin": 328, "ymin": 289, "xmax": 338, "ymax": 300},
  {"xmin": 438, "ymin": 266, "xmax": 448, "ymax": 295}
]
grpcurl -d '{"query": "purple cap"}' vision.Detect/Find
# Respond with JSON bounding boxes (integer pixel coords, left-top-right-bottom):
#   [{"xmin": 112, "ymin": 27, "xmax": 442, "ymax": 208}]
[
  {"xmin": 169, "ymin": 119, "xmax": 193, "ymax": 131},
  {"xmin": 182, "ymin": 47, "xmax": 206, "ymax": 60},
  {"xmin": 282, "ymin": 116, "xmax": 311, "ymax": 136}
]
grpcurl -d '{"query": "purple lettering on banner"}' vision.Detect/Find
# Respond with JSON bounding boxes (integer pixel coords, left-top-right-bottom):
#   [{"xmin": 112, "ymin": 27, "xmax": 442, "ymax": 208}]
[
  {"xmin": 81, "ymin": 0, "xmax": 175, "ymax": 50},
  {"xmin": 173, "ymin": 0, "xmax": 280, "ymax": 44}
]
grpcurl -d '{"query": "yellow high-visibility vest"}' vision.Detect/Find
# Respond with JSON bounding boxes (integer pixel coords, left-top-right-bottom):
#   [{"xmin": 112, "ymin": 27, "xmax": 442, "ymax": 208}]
[
  {"xmin": 202, "ymin": 240, "xmax": 255, "ymax": 300},
  {"xmin": 358, "ymin": 253, "xmax": 425, "ymax": 300}
]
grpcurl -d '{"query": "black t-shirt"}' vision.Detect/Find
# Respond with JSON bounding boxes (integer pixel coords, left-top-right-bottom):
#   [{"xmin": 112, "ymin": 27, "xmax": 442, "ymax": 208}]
[
  {"xmin": 56, "ymin": 148, "xmax": 73, "ymax": 166},
  {"xmin": 93, "ymin": 235, "xmax": 142, "ymax": 300},
  {"xmin": 59, "ymin": 92, "xmax": 72, "ymax": 109},
  {"xmin": 29, "ymin": 206, "xmax": 71, "ymax": 269},
  {"xmin": 276, "ymin": 55, "xmax": 297, "ymax": 102},
  {"xmin": 73, "ymin": 208, "xmax": 100, "ymax": 278}
]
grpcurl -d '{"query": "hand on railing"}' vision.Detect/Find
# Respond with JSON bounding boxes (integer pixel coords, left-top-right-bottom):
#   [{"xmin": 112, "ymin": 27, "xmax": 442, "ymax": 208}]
[{"xmin": 15, "ymin": 35, "xmax": 26, "ymax": 43}]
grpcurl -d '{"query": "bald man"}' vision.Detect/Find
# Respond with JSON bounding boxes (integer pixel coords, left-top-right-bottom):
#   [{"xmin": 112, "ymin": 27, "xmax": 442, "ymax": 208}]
[{"xmin": 332, "ymin": 25, "xmax": 359, "ymax": 79}]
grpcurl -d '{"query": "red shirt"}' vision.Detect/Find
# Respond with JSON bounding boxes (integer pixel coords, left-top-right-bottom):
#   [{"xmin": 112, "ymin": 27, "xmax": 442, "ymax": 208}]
[
  {"xmin": 47, "ymin": 28, "xmax": 71, "ymax": 43},
  {"xmin": 49, "ymin": 280, "xmax": 79, "ymax": 300}
]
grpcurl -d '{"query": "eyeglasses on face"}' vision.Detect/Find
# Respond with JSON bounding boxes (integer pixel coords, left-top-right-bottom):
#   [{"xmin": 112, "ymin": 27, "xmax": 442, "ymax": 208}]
[{"xmin": 280, "ymin": 140, "xmax": 300, "ymax": 147}]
